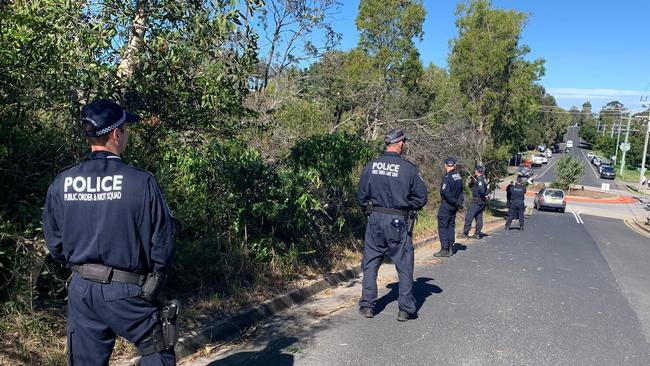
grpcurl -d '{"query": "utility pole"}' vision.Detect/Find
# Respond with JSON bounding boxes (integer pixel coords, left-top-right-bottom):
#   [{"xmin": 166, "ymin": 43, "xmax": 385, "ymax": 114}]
[
  {"xmin": 640, "ymin": 117, "xmax": 650, "ymax": 194},
  {"xmin": 620, "ymin": 113, "xmax": 632, "ymax": 176},
  {"xmin": 614, "ymin": 117, "xmax": 622, "ymax": 163}
]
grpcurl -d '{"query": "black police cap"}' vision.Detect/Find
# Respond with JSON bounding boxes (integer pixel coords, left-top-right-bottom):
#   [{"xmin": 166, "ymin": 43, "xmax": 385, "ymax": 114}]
[
  {"xmin": 384, "ymin": 128, "xmax": 409, "ymax": 145},
  {"xmin": 444, "ymin": 157, "xmax": 457, "ymax": 166},
  {"xmin": 475, "ymin": 165, "xmax": 485, "ymax": 173},
  {"xmin": 80, "ymin": 99, "xmax": 140, "ymax": 137}
]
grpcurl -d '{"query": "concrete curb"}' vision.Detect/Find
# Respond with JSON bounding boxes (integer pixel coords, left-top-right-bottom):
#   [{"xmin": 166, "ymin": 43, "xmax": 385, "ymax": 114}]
[
  {"xmin": 625, "ymin": 219, "xmax": 650, "ymax": 239},
  {"xmin": 118, "ymin": 216, "xmax": 505, "ymax": 366}
]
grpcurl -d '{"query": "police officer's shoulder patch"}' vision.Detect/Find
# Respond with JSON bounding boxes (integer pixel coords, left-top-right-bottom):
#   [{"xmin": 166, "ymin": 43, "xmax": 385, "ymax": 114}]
[{"xmin": 452, "ymin": 173, "xmax": 462, "ymax": 180}]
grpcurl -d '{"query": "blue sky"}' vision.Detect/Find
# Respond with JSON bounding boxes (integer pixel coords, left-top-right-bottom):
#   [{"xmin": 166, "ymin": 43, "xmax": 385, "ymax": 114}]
[{"xmin": 328, "ymin": 0, "xmax": 650, "ymax": 112}]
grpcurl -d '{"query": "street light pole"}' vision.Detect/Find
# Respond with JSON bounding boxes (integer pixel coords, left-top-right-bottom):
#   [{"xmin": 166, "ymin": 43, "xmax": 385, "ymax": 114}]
[{"xmin": 620, "ymin": 113, "xmax": 632, "ymax": 176}]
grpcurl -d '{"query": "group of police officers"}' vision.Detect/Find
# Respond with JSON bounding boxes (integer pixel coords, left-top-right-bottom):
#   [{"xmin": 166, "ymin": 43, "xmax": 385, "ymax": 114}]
[{"xmin": 42, "ymin": 100, "xmax": 527, "ymax": 364}]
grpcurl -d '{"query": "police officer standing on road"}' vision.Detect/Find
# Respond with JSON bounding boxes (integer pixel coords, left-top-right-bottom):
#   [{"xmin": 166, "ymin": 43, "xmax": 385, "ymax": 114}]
[
  {"xmin": 434, "ymin": 157, "xmax": 464, "ymax": 257},
  {"xmin": 357, "ymin": 128, "xmax": 428, "ymax": 322},
  {"xmin": 461, "ymin": 165, "xmax": 489, "ymax": 239},
  {"xmin": 505, "ymin": 176, "xmax": 526, "ymax": 231},
  {"xmin": 43, "ymin": 99, "xmax": 177, "ymax": 365}
]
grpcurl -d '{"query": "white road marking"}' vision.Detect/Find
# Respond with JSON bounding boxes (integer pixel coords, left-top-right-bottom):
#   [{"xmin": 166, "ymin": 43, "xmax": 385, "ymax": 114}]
[
  {"xmin": 535, "ymin": 155, "xmax": 561, "ymax": 180},
  {"xmin": 578, "ymin": 139, "xmax": 601, "ymax": 179},
  {"xmin": 570, "ymin": 208, "xmax": 584, "ymax": 224}
]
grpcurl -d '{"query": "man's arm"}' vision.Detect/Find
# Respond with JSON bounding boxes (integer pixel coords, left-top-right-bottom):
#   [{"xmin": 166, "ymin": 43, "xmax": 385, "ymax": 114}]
[
  {"xmin": 147, "ymin": 177, "xmax": 176, "ymax": 274},
  {"xmin": 477, "ymin": 178, "xmax": 488, "ymax": 197},
  {"xmin": 440, "ymin": 176, "xmax": 458, "ymax": 206},
  {"xmin": 356, "ymin": 164, "xmax": 372, "ymax": 208},
  {"xmin": 409, "ymin": 169, "xmax": 428, "ymax": 210},
  {"xmin": 42, "ymin": 183, "xmax": 66, "ymax": 263}
]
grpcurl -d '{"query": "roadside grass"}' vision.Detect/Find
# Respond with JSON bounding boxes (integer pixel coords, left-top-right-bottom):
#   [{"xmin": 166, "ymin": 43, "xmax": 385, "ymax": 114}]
[
  {"xmin": 612, "ymin": 163, "xmax": 649, "ymax": 184},
  {"xmin": 0, "ymin": 309, "xmax": 66, "ymax": 366}
]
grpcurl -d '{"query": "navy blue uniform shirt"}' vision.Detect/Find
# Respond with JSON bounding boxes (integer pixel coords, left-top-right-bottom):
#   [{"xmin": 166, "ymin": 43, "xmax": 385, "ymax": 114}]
[
  {"xmin": 42, "ymin": 151, "xmax": 176, "ymax": 274},
  {"xmin": 357, "ymin": 152, "xmax": 428, "ymax": 211},
  {"xmin": 509, "ymin": 183, "xmax": 527, "ymax": 206},
  {"xmin": 472, "ymin": 175, "xmax": 488, "ymax": 201},
  {"xmin": 440, "ymin": 169, "xmax": 464, "ymax": 209}
]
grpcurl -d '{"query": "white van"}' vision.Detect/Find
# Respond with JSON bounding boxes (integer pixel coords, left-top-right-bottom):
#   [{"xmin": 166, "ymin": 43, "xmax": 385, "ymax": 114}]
[{"xmin": 566, "ymin": 140, "xmax": 573, "ymax": 148}]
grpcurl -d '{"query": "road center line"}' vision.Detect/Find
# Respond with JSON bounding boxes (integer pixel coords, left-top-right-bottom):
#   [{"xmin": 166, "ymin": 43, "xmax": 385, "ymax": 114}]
[
  {"xmin": 570, "ymin": 208, "xmax": 584, "ymax": 224},
  {"xmin": 536, "ymin": 155, "xmax": 560, "ymax": 179},
  {"xmin": 579, "ymin": 141, "xmax": 600, "ymax": 179}
]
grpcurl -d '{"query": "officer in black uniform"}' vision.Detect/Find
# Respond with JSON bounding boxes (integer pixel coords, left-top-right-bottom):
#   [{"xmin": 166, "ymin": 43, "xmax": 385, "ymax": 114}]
[
  {"xmin": 461, "ymin": 165, "xmax": 489, "ymax": 239},
  {"xmin": 357, "ymin": 128, "xmax": 428, "ymax": 322},
  {"xmin": 42, "ymin": 99, "xmax": 177, "ymax": 366},
  {"xmin": 505, "ymin": 176, "xmax": 526, "ymax": 231},
  {"xmin": 434, "ymin": 157, "xmax": 464, "ymax": 257}
]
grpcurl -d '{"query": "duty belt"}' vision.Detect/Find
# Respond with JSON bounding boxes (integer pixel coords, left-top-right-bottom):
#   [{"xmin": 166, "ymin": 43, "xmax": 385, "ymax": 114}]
[
  {"xmin": 73, "ymin": 263, "xmax": 146, "ymax": 285},
  {"xmin": 371, "ymin": 206, "xmax": 409, "ymax": 216}
]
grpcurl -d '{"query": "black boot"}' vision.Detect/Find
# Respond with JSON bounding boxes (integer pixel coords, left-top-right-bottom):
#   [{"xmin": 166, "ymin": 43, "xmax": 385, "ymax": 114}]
[
  {"xmin": 459, "ymin": 233, "xmax": 470, "ymax": 239},
  {"xmin": 359, "ymin": 307, "xmax": 374, "ymax": 318},
  {"xmin": 397, "ymin": 310, "xmax": 411, "ymax": 322},
  {"xmin": 434, "ymin": 248, "xmax": 451, "ymax": 257}
]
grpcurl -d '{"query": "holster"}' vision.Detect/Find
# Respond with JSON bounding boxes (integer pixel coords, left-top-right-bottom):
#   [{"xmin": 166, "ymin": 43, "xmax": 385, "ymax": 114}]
[
  {"xmin": 407, "ymin": 211, "xmax": 417, "ymax": 235},
  {"xmin": 139, "ymin": 299, "xmax": 181, "ymax": 356}
]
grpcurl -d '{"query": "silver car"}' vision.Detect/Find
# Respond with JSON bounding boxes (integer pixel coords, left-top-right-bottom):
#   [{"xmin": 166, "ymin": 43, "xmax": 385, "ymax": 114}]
[{"xmin": 533, "ymin": 188, "xmax": 566, "ymax": 213}]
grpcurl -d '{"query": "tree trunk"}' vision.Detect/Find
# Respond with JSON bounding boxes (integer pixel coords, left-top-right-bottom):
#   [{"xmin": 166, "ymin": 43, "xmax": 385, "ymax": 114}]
[{"xmin": 116, "ymin": 0, "xmax": 149, "ymax": 81}]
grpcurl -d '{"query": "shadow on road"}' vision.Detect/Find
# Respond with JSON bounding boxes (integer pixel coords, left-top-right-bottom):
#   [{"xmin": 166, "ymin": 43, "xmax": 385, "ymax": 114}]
[
  {"xmin": 373, "ymin": 277, "xmax": 442, "ymax": 317},
  {"xmin": 206, "ymin": 337, "xmax": 298, "ymax": 366},
  {"xmin": 451, "ymin": 243, "xmax": 467, "ymax": 254}
]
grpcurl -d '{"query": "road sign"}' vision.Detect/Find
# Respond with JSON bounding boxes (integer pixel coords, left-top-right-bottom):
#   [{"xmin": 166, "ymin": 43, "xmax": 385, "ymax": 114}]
[
  {"xmin": 601, "ymin": 183, "xmax": 610, "ymax": 192},
  {"xmin": 620, "ymin": 142, "xmax": 631, "ymax": 152}
]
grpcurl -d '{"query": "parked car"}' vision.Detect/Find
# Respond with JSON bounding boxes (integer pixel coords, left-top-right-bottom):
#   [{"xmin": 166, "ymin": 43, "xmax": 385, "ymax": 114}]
[
  {"xmin": 552, "ymin": 143, "xmax": 561, "ymax": 153},
  {"xmin": 533, "ymin": 188, "xmax": 567, "ymax": 213},
  {"xmin": 566, "ymin": 140, "xmax": 573, "ymax": 148},
  {"xmin": 600, "ymin": 165, "xmax": 615, "ymax": 179},
  {"xmin": 517, "ymin": 165, "xmax": 532, "ymax": 178},
  {"xmin": 537, "ymin": 144, "xmax": 546, "ymax": 152},
  {"xmin": 599, "ymin": 162, "xmax": 613, "ymax": 174},
  {"xmin": 536, "ymin": 154, "xmax": 549, "ymax": 164},
  {"xmin": 531, "ymin": 155, "xmax": 544, "ymax": 167},
  {"xmin": 592, "ymin": 157, "xmax": 602, "ymax": 166},
  {"xmin": 545, "ymin": 149, "xmax": 553, "ymax": 158},
  {"xmin": 587, "ymin": 152, "xmax": 594, "ymax": 158}
]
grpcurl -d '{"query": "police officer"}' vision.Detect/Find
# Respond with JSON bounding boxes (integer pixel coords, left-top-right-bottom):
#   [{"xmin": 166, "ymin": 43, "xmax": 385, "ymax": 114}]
[
  {"xmin": 42, "ymin": 99, "xmax": 177, "ymax": 365},
  {"xmin": 434, "ymin": 157, "xmax": 464, "ymax": 257},
  {"xmin": 505, "ymin": 176, "xmax": 526, "ymax": 231},
  {"xmin": 461, "ymin": 165, "xmax": 488, "ymax": 239},
  {"xmin": 357, "ymin": 128, "xmax": 428, "ymax": 322}
]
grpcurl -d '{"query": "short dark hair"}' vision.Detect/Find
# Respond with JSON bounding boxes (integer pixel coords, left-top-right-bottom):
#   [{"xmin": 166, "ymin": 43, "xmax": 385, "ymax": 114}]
[{"xmin": 82, "ymin": 123, "xmax": 124, "ymax": 146}]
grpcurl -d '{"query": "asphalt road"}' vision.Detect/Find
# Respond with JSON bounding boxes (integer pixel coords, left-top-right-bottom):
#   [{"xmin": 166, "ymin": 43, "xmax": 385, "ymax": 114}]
[
  {"xmin": 534, "ymin": 126, "xmax": 623, "ymax": 190},
  {"xmin": 188, "ymin": 211, "xmax": 650, "ymax": 366}
]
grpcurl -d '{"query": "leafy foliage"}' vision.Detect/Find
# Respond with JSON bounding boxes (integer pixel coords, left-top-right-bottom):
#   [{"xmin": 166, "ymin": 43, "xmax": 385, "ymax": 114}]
[{"xmin": 555, "ymin": 155, "xmax": 585, "ymax": 191}]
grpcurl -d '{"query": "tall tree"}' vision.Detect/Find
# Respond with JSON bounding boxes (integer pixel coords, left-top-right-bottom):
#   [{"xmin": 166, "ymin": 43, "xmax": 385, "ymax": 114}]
[
  {"xmin": 354, "ymin": 0, "xmax": 426, "ymax": 140},
  {"xmin": 448, "ymin": 0, "xmax": 544, "ymax": 160},
  {"xmin": 255, "ymin": 0, "xmax": 342, "ymax": 89}
]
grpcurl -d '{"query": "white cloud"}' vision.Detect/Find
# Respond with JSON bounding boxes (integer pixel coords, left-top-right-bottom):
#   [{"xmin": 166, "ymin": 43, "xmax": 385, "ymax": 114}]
[{"xmin": 546, "ymin": 87, "xmax": 650, "ymax": 112}]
